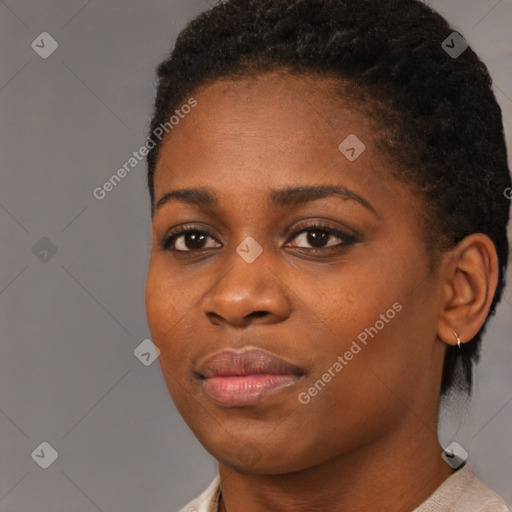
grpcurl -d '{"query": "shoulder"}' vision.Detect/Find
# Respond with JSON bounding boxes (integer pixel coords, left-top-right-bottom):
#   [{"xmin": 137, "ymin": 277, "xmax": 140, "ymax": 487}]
[
  {"xmin": 413, "ymin": 464, "xmax": 509, "ymax": 512},
  {"xmin": 176, "ymin": 467, "xmax": 509, "ymax": 512},
  {"xmin": 177, "ymin": 475, "xmax": 221, "ymax": 512}
]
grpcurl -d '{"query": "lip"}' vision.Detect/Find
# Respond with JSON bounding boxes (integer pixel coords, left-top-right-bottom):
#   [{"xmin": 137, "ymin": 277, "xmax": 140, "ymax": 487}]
[{"xmin": 197, "ymin": 348, "xmax": 305, "ymax": 407}]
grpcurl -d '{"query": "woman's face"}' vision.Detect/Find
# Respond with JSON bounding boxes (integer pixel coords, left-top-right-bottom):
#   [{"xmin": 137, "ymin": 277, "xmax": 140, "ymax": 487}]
[{"xmin": 145, "ymin": 72, "xmax": 447, "ymax": 473}]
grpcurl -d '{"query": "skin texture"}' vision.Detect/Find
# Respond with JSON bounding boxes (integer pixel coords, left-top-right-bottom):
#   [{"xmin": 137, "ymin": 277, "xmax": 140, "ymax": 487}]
[{"xmin": 145, "ymin": 71, "xmax": 498, "ymax": 511}]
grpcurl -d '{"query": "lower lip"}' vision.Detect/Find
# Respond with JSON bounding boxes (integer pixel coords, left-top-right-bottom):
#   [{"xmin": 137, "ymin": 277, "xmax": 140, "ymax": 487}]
[{"xmin": 202, "ymin": 374, "xmax": 301, "ymax": 406}]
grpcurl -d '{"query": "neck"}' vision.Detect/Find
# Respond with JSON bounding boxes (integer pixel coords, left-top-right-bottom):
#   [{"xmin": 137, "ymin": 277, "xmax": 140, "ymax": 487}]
[{"xmin": 217, "ymin": 417, "xmax": 454, "ymax": 512}]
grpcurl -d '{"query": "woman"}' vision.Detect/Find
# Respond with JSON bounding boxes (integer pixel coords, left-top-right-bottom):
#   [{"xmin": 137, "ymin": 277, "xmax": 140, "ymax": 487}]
[{"xmin": 144, "ymin": 0, "xmax": 511, "ymax": 510}]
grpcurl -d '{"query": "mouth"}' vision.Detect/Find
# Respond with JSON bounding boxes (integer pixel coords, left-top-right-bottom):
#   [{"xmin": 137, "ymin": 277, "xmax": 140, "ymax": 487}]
[{"xmin": 196, "ymin": 348, "xmax": 305, "ymax": 407}]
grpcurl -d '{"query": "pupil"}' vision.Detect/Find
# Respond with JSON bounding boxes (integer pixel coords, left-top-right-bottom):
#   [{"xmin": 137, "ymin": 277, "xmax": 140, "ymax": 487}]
[
  {"xmin": 307, "ymin": 230, "xmax": 328, "ymax": 247},
  {"xmin": 186, "ymin": 232, "xmax": 206, "ymax": 249}
]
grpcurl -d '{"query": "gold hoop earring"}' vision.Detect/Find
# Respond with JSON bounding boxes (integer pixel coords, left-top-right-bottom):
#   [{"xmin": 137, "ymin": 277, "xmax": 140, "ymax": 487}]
[{"xmin": 453, "ymin": 330, "xmax": 461, "ymax": 348}]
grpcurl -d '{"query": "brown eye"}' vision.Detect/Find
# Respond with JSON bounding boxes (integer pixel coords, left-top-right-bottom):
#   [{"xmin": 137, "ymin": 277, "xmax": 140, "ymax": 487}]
[
  {"xmin": 286, "ymin": 224, "xmax": 356, "ymax": 251},
  {"xmin": 160, "ymin": 228, "xmax": 222, "ymax": 252}
]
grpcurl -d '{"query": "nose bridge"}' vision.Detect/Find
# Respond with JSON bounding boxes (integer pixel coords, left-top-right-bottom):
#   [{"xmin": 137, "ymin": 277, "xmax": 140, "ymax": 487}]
[{"xmin": 216, "ymin": 243, "xmax": 271, "ymax": 304}]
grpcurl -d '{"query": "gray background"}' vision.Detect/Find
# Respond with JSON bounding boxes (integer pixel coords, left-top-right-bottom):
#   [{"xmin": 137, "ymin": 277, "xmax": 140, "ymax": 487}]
[{"xmin": 0, "ymin": 0, "xmax": 511, "ymax": 510}]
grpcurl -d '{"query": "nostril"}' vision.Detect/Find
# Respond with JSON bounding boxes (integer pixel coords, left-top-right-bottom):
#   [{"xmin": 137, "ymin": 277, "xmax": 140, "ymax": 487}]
[{"xmin": 248, "ymin": 311, "xmax": 268, "ymax": 319}]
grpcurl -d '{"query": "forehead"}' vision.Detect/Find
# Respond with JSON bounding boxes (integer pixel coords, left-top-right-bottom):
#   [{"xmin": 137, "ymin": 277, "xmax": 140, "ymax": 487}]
[{"xmin": 153, "ymin": 71, "xmax": 389, "ymax": 191}]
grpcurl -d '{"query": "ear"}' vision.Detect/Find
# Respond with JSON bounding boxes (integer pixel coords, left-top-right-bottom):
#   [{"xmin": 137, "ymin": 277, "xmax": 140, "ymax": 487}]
[{"xmin": 437, "ymin": 233, "xmax": 499, "ymax": 347}]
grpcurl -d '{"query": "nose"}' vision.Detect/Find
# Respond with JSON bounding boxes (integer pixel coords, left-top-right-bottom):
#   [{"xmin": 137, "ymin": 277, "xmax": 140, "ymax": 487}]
[{"xmin": 201, "ymin": 248, "xmax": 291, "ymax": 327}]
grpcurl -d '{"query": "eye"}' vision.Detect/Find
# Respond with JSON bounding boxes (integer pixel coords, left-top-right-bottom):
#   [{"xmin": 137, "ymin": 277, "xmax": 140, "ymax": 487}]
[
  {"xmin": 159, "ymin": 223, "xmax": 357, "ymax": 254},
  {"xmin": 160, "ymin": 226, "xmax": 222, "ymax": 252},
  {"xmin": 285, "ymin": 223, "xmax": 357, "ymax": 252}
]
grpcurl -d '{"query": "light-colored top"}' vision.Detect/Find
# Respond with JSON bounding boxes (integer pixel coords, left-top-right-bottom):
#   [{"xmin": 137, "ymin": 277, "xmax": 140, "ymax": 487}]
[{"xmin": 178, "ymin": 464, "xmax": 509, "ymax": 512}]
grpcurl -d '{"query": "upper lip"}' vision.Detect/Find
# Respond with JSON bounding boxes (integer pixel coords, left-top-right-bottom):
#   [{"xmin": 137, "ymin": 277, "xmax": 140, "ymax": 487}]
[{"xmin": 197, "ymin": 348, "xmax": 305, "ymax": 378}]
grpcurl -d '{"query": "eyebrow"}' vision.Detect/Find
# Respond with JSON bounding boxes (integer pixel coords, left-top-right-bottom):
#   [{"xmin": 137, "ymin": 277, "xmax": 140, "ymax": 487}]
[{"xmin": 155, "ymin": 185, "xmax": 378, "ymax": 216}]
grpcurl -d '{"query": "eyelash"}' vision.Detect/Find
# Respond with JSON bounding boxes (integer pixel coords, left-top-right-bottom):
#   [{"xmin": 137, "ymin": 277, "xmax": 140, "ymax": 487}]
[{"xmin": 159, "ymin": 223, "xmax": 357, "ymax": 254}]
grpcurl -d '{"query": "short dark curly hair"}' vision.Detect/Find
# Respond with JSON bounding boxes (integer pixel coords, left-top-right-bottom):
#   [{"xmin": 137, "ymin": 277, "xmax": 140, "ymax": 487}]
[{"xmin": 146, "ymin": 0, "xmax": 510, "ymax": 395}]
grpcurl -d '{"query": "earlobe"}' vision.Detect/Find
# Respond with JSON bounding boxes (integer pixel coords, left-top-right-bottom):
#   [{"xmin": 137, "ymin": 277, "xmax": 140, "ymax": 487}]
[{"xmin": 437, "ymin": 234, "xmax": 498, "ymax": 347}]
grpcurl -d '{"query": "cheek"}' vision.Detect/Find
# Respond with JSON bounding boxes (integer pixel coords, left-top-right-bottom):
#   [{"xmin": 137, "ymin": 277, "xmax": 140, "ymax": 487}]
[
  {"xmin": 145, "ymin": 257, "xmax": 216, "ymax": 395},
  {"xmin": 145, "ymin": 268, "xmax": 172, "ymax": 342},
  {"xmin": 297, "ymin": 251, "xmax": 437, "ymax": 402},
  {"xmin": 145, "ymin": 260, "xmax": 189, "ymax": 355},
  {"xmin": 310, "ymin": 279, "xmax": 439, "ymax": 427},
  {"xmin": 301, "ymin": 264, "xmax": 400, "ymax": 344},
  {"xmin": 145, "ymin": 264, "xmax": 198, "ymax": 406}
]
